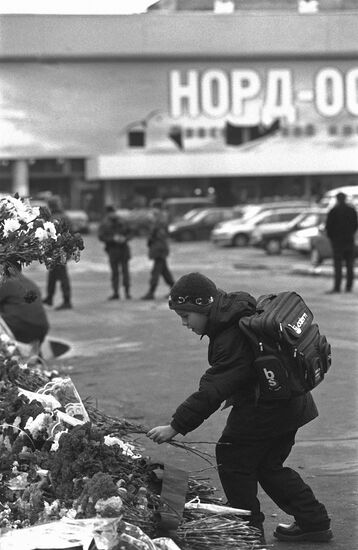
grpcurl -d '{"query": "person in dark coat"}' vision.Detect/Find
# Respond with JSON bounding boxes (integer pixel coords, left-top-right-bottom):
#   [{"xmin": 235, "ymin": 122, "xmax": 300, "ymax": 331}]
[
  {"xmin": 147, "ymin": 272, "xmax": 332, "ymax": 543},
  {"xmin": 42, "ymin": 195, "xmax": 73, "ymax": 310},
  {"xmin": 141, "ymin": 200, "xmax": 175, "ymax": 300},
  {"xmin": 98, "ymin": 206, "xmax": 132, "ymax": 300},
  {"xmin": 325, "ymin": 192, "xmax": 358, "ymax": 293},
  {"xmin": 0, "ymin": 265, "xmax": 49, "ymax": 346}
]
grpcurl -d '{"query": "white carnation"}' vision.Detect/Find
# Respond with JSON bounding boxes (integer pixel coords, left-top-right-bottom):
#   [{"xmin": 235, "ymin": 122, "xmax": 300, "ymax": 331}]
[
  {"xmin": 43, "ymin": 221, "xmax": 58, "ymax": 240},
  {"xmin": 34, "ymin": 227, "xmax": 48, "ymax": 242},
  {"xmin": 2, "ymin": 218, "xmax": 21, "ymax": 236}
]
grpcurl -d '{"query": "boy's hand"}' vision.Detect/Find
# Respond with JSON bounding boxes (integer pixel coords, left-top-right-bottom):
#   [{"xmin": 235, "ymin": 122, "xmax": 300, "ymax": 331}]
[{"xmin": 146, "ymin": 425, "xmax": 178, "ymax": 444}]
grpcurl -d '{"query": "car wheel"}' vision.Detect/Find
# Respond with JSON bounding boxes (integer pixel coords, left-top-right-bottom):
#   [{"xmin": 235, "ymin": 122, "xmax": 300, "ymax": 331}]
[
  {"xmin": 265, "ymin": 239, "xmax": 282, "ymax": 255},
  {"xmin": 232, "ymin": 233, "xmax": 248, "ymax": 247},
  {"xmin": 310, "ymin": 247, "xmax": 323, "ymax": 266}
]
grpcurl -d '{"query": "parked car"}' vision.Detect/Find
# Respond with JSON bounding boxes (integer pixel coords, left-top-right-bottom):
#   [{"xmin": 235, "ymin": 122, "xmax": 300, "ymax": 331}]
[
  {"xmin": 310, "ymin": 228, "xmax": 358, "ymax": 266},
  {"xmin": 211, "ymin": 207, "xmax": 309, "ymax": 247},
  {"xmin": 250, "ymin": 209, "xmax": 327, "ymax": 255},
  {"xmin": 159, "ymin": 197, "xmax": 215, "ymax": 222},
  {"xmin": 231, "ymin": 199, "xmax": 313, "ymax": 221},
  {"xmin": 286, "ymin": 225, "xmax": 322, "ymax": 255},
  {"xmin": 169, "ymin": 207, "xmax": 237, "ymax": 241}
]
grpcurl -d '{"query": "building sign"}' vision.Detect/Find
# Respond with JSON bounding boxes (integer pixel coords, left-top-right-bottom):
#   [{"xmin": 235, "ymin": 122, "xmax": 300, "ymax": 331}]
[
  {"xmin": 169, "ymin": 67, "xmax": 358, "ymax": 122},
  {"xmin": 1, "ymin": 59, "xmax": 358, "ymax": 158}
]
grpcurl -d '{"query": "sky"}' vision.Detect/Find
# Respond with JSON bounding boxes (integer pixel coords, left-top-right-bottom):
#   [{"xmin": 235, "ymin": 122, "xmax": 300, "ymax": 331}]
[{"xmin": 0, "ymin": 0, "xmax": 159, "ymax": 15}]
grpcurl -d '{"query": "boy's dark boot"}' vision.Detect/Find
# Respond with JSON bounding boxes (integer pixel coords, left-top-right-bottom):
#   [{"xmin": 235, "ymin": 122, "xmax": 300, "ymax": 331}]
[
  {"xmin": 274, "ymin": 521, "xmax": 333, "ymax": 542},
  {"xmin": 42, "ymin": 297, "xmax": 53, "ymax": 306},
  {"xmin": 125, "ymin": 288, "xmax": 132, "ymax": 299}
]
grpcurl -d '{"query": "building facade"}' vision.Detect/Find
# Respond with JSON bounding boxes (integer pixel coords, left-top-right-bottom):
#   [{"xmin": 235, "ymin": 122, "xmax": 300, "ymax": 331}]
[{"xmin": 1, "ymin": 7, "xmax": 358, "ymax": 216}]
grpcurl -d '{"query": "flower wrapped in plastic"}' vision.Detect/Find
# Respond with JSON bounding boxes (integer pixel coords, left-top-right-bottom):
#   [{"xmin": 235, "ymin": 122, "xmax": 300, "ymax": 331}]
[{"xmin": 0, "ymin": 194, "xmax": 84, "ymax": 279}]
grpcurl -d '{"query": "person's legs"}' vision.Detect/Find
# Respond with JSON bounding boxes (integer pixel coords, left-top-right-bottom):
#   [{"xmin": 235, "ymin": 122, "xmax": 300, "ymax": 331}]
[
  {"xmin": 257, "ymin": 431, "xmax": 331, "ymax": 540},
  {"xmin": 216, "ymin": 435, "xmax": 267, "ymax": 528},
  {"xmin": 55, "ymin": 265, "xmax": 72, "ymax": 309},
  {"xmin": 142, "ymin": 259, "xmax": 162, "ymax": 299},
  {"xmin": 43, "ymin": 269, "xmax": 57, "ymax": 305},
  {"xmin": 161, "ymin": 259, "xmax": 175, "ymax": 289},
  {"xmin": 121, "ymin": 260, "xmax": 131, "ymax": 298},
  {"xmin": 344, "ymin": 246, "xmax": 355, "ymax": 292},
  {"xmin": 108, "ymin": 251, "xmax": 120, "ymax": 299},
  {"xmin": 332, "ymin": 248, "xmax": 343, "ymax": 292}
]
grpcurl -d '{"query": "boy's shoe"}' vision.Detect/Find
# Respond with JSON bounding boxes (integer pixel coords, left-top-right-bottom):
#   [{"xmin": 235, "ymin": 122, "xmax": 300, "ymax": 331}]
[
  {"xmin": 42, "ymin": 297, "xmax": 53, "ymax": 306},
  {"xmin": 273, "ymin": 522, "xmax": 333, "ymax": 542},
  {"xmin": 55, "ymin": 303, "xmax": 73, "ymax": 311}
]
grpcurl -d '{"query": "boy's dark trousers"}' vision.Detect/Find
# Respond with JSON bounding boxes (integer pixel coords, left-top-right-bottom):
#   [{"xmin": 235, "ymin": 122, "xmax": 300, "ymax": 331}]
[
  {"xmin": 149, "ymin": 258, "xmax": 175, "ymax": 294},
  {"xmin": 46, "ymin": 265, "xmax": 71, "ymax": 305},
  {"xmin": 216, "ymin": 430, "xmax": 330, "ymax": 530}
]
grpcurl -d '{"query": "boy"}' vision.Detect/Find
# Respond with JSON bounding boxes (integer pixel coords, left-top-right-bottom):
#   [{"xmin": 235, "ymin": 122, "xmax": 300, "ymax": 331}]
[{"xmin": 147, "ymin": 272, "xmax": 332, "ymax": 543}]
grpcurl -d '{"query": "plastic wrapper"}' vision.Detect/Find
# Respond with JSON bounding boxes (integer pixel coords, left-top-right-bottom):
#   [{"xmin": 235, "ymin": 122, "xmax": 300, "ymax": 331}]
[
  {"xmin": 18, "ymin": 388, "xmax": 62, "ymax": 411},
  {"xmin": 0, "ymin": 517, "xmax": 122, "ymax": 550},
  {"xmin": 38, "ymin": 377, "xmax": 90, "ymax": 423}
]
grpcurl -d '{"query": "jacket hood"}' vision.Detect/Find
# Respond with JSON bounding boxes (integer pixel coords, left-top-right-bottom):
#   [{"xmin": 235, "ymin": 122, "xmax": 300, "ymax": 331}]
[{"xmin": 205, "ymin": 289, "xmax": 256, "ymax": 337}]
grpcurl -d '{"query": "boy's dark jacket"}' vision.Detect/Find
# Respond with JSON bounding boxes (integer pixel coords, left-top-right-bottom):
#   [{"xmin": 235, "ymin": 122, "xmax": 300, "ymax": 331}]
[{"xmin": 170, "ymin": 290, "xmax": 318, "ymax": 440}]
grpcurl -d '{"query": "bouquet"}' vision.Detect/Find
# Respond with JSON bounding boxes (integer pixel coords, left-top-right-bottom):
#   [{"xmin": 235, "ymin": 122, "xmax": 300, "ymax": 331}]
[{"xmin": 0, "ymin": 194, "xmax": 84, "ymax": 279}]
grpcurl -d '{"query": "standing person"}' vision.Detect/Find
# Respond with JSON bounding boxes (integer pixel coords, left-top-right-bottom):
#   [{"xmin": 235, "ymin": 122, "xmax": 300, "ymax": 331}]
[
  {"xmin": 0, "ymin": 263, "xmax": 49, "ymax": 350},
  {"xmin": 42, "ymin": 196, "xmax": 73, "ymax": 310},
  {"xmin": 325, "ymin": 192, "xmax": 358, "ymax": 294},
  {"xmin": 141, "ymin": 199, "xmax": 175, "ymax": 300},
  {"xmin": 147, "ymin": 272, "xmax": 332, "ymax": 543},
  {"xmin": 98, "ymin": 206, "xmax": 132, "ymax": 300}
]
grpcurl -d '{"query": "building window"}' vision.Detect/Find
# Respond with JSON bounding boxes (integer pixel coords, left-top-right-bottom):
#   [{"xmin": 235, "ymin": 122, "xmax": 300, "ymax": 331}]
[{"xmin": 128, "ymin": 130, "xmax": 145, "ymax": 147}]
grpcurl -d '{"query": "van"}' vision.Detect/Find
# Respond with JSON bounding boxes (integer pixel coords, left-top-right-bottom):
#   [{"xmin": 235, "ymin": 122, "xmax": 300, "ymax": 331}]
[
  {"xmin": 161, "ymin": 197, "xmax": 215, "ymax": 222},
  {"xmin": 319, "ymin": 185, "xmax": 358, "ymax": 210}
]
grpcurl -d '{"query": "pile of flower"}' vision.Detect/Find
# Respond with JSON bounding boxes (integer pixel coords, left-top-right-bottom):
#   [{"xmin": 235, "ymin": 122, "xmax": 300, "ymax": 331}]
[
  {"xmin": 0, "ymin": 194, "xmax": 84, "ymax": 279},
  {"xmin": 0, "ymin": 354, "xmax": 267, "ymax": 550}
]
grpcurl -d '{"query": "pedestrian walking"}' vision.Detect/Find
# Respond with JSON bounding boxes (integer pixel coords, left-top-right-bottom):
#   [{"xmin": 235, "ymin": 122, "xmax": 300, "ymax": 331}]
[
  {"xmin": 98, "ymin": 206, "xmax": 132, "ymax": 300},
  {"xmin": 141, "ymin": 199, "xmax": 175, "ymax": 300},
  {"xmin": 0, "ymin": 262, "xmax": 49, "ymax": 351},
  {"xmin": 147, "ymin": 272, "xmax": 332, "ymax": 543},
  {"xmin": 42, "ymin": 196, "xmax": 73, "ymax": 310},
  {"xmin": 325, "ymin": 192, "xmax": 358, "ymax": 293}
]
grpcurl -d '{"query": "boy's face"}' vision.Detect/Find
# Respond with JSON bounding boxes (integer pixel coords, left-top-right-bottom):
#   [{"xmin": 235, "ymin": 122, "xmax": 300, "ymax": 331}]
[{"xmin": 175, "ymin": 310, "xmax": 208, "ymax": 335}]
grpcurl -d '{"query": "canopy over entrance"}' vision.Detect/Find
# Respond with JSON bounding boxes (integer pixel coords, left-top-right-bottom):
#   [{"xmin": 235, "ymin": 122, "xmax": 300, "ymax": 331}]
[{"xmin": 87, "ymin": 134, "xmax": 358, "ymax": 180}]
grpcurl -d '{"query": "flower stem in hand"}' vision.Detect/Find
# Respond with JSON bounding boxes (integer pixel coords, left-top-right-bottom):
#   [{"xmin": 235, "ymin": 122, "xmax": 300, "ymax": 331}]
[{"xmin": 146, "ymin": 424, "xmax": 178, "ymax": 444}]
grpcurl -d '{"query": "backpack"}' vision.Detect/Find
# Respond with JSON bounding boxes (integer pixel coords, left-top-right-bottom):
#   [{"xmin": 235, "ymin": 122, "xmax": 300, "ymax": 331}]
[{"xmin": 239, "ymin": 291, "xmax": 332, "ymax": 401}]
